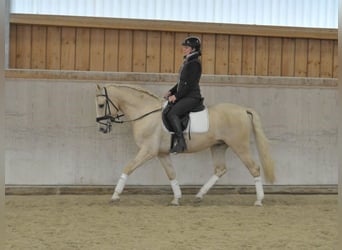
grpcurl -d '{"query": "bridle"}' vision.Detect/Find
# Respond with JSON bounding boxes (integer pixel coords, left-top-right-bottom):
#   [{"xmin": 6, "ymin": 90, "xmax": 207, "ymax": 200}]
[
  {"xmin": 96, "ymin": 87, "xmax": 123, "ymax": 125},
  {"xmin": 96, "ymin": 87, "xmax": 162, "ymax": 132}
]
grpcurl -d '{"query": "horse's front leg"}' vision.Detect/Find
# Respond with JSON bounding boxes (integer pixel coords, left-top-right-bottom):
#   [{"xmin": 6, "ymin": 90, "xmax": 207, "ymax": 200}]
[
  {"xmin": 158, "ymin": 154, "xmax": 182, "ymax": 206},
  {"xmin": 111, "ymin": 147, "xmax": 156, "ymax": 203}
]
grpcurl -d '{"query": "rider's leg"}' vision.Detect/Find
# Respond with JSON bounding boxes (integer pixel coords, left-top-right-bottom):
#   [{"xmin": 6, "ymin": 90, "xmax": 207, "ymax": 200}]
[
  {"xmin": 166, "ymin": 98, "xmax": 199, "ymax": 153},
  {"xmin": 168, "ymin": 115, "xmax": 186, "ymax": 153}
]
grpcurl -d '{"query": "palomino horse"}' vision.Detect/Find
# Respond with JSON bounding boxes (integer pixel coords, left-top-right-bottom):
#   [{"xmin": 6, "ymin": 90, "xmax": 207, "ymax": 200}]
[{"xmin": 95, "ymin": 84, "xmax": 275, "ymax": 206}]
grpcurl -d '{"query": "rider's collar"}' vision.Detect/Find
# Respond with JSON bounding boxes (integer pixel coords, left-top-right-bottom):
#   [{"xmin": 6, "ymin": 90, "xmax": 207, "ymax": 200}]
[{"xmin": 183, "ymin": 51, "xmax": 200, "ymax": 62}]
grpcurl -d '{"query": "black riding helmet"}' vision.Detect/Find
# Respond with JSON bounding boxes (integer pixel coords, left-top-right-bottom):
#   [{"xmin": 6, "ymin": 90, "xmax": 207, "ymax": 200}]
[{"xmin": 182, "ymin": 36, "xmax": 201, "ymax": 54}]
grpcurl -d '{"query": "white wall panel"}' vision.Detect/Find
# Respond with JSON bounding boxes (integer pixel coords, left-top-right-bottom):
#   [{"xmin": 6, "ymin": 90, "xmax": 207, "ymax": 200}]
[
  {"xmin": 5, "ymin": 78, "xmax": 338, "ymax": 185},
  {"xmin": 10, "ymin": 0, "xmax": 338, "ymax": 28}
]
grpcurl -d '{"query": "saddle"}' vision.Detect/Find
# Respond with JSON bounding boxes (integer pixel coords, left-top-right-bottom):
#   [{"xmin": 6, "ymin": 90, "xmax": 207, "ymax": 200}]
[{"xmin": 162, "ymin": 98, "xmax": 209, "ymax": 134}]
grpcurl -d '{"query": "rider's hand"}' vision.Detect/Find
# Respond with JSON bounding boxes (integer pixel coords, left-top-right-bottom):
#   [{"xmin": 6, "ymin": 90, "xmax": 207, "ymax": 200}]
[
  {"xmin": 163, "ymin": 91, "xmax": 171, "ymax": 100},
  {"xmin": 168, "ymin": 95, "xmax": 177, "ymax": 103}
]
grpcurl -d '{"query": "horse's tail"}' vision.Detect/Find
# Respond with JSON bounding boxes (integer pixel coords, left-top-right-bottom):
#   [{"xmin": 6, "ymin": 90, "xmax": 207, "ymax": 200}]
[{"xmin": 246, "ymin": 109, "xmax": 275, "ymax": 183}]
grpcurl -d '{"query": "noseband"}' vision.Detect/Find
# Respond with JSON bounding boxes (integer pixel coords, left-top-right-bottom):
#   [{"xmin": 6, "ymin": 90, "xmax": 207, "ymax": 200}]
[{"xmin": 96, "ymin": 87, "xmax": 162, "ymax": 130}]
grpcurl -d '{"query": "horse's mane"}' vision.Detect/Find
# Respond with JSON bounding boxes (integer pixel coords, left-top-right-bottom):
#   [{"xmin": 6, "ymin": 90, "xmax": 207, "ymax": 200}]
[{"xmin": 107, "ymin": 84, "xmax": 163, "ymax": 102}]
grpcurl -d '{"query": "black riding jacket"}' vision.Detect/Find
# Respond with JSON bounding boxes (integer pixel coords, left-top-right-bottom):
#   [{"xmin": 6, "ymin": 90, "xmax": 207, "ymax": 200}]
[{"xmin": 169, "ymin": 52, "xmax": 202, "ymax": 100}]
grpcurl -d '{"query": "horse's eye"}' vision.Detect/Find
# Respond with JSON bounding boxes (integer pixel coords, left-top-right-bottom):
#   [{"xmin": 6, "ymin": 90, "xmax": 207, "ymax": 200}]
[{"xmin": 98, "ymin": 104, "xmax": 105, "ymax": 108}]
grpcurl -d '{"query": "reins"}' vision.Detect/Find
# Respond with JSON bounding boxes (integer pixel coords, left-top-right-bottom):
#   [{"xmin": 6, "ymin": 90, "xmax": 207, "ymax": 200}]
[
  {"xmin": 96, "ymin": 87, "xmax": 162, "ymax": 125},
  {"xmin": 118, "ymin": 108, "xmax": 162, "ymax": 123}
]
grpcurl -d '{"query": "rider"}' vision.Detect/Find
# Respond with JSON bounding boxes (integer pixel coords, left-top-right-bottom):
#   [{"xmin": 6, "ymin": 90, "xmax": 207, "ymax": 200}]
[{"xmin": 163, "ymin": 36, "xmax": 203, "ymax": 154}]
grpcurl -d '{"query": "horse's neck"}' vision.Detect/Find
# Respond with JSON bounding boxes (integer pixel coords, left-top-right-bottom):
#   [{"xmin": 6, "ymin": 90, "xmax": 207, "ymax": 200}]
[{"xmin": 111, "ymin": 86, "xmax": 162, "ymax": 119}]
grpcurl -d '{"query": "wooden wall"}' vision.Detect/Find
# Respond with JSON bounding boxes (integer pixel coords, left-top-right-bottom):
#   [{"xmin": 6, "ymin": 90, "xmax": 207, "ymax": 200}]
[{"xmin": 9, "ymin": 14, "xmax": 338, "ymax": 78}]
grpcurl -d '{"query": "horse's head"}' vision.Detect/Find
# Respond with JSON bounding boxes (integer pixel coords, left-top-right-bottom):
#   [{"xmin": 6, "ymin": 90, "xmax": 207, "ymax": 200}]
[{"xmin": 95, "ymin": 84, "xmax": 122, "ymax": 134}]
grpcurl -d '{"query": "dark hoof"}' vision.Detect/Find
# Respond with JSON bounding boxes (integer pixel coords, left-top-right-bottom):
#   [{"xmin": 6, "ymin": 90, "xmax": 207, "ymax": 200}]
[
  {"xmin": 109, "ymin": 199, "xmax": 120, "ymax": 205},
  {"xmin": 193, "ymin": 197, "xmax": 203, "ymax": 203}
]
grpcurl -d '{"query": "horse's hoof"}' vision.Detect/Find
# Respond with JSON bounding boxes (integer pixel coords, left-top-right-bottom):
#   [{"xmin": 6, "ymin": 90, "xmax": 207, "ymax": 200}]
[
  {"xmin": 110, "ymin": 193, "xmax": 120, "ymax": 202},
  {"xmin": 169, "ymin": 199, "xmax": 180, "ymax": 206},
  {"xmin": 193, "ymin": 196, "xmax": 203, "ymax": 203},
  {"xmin": 109, "ymin": 199, "xmax": 120, "ymax": 205},
  {"xmin": 254, "ymin": 200, "xmax": 263, "ymax": 207}
]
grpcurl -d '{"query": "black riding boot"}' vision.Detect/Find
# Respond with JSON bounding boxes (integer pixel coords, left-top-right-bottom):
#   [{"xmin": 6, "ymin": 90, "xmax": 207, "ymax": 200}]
[{"xmin": 169, "ymin": 116, "xmax": 187, "ymax": 154}]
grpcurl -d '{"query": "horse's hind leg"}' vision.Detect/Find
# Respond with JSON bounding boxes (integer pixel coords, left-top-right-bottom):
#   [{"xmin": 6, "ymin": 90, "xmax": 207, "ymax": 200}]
[
  {"xmin": 232, "ymin": 145, "xmax": 264, "ymax": 206},
  {"xmin": 158, "ymin": 154, "xmax": 182, "ymax": 206},
  {"xmin": 195, "ymin": 143, "xmax": 228, "ymax": 203}
]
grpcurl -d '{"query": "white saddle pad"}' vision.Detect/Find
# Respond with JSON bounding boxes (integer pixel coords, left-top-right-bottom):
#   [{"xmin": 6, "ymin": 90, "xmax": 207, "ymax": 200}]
[
  {"xmin": 187, "ymin": 108, "xmax": 209, "ymax": 133},
  {"xmin": 162, "ymin": 102, "xmax": 209, "ymax": 133}
]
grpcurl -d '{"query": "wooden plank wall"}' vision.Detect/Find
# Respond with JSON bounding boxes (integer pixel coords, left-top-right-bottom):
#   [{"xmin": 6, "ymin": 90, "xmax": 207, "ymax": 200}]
[{"xmin": 9, "ymin": 14, "xmax": 338, "ymax": 78}]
